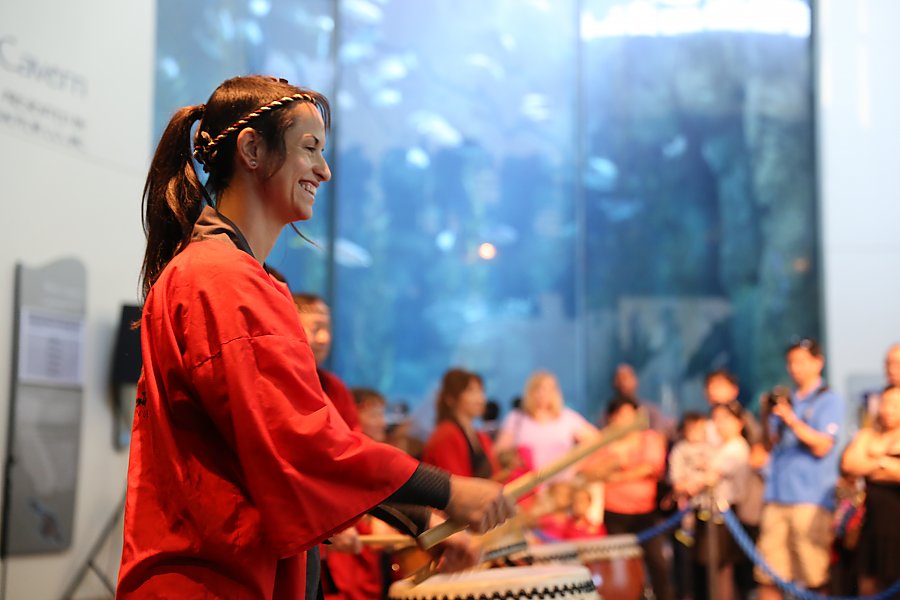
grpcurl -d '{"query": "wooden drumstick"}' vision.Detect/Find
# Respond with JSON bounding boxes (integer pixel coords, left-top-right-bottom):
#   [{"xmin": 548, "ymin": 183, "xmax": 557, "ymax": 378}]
[
  {"xmin": 360, "ymin": 515, "xmax": 529, "ymax": 550},
  {"xmin": 357, "ymin": 534, "xmax": 416, "ymax": 548},
  {"xmin": 407, "ymin": 536, "xmax": 530, "ymax": 584},
  {"xmin": 394, "ymin": 514, "xmax": 530, "ymax": 580},
  {"xmin": 417, "ymin": 409, "xmax": 649, "ymax": 550}
]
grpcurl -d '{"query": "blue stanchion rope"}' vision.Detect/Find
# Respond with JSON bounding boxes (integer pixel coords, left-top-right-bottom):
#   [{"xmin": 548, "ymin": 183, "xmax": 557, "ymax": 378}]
[
  {"xmin": 720, "ymin": 508, "xmax": 900, "ymax": 600},
  {"xmin": 531, "ymin": 507, "xmax": 692, "ymax": 545},
  {"xmin": 636, "ymin": 507, "xmax": 691, "ymax": 545},
  {"xmin": 532, "ymin": 499, "xmax": 900, "ymax": 600}
]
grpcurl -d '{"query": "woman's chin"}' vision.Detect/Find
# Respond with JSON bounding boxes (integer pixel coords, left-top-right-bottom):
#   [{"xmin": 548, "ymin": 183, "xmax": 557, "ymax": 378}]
[{"xmin": 290, "ymin": 208, "xmax": 313, "ymax": 223}]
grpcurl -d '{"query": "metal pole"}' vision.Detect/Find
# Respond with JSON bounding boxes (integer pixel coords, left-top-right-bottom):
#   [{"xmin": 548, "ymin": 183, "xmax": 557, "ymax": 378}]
[{"xmin": 706, "ymin": 488, "xmax": 718, "ymax": 600}]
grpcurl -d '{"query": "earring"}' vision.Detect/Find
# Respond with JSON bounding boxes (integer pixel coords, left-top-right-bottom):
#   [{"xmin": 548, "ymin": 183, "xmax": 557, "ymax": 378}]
[{"xmin": 250, "ymin": 160, "xmax": 257, "ymax": 168}]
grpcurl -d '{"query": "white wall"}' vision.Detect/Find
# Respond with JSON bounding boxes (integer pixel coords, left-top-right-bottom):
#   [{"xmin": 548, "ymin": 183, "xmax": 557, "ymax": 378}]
[
  {"xmin": 818, "ymin": 0, "xmax": 900, "ymax": 406},
  {"xmin": 0, "ymin": 0, "xmax": 155, "ymax": 597}
]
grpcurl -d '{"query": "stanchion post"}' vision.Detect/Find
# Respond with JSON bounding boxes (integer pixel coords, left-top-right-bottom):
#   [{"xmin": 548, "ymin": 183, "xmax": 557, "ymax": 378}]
[{"xmin": 706, "ymin": 488, "xmax": 718, "ymax": 600}]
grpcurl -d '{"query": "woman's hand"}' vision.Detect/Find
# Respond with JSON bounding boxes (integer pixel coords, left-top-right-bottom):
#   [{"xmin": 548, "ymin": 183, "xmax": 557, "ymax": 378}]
[
  {"xmin": 683, "ymin": 480, "xmax": 706, "ymax": 497},
  {"xmin": 497, "ymin": 449, "xmax": 523, "ymax": 470},
  {"xmin": 582, "ymin": 457, "xmax": 620, "ymax": 482},
  {"xmin": 749, "ymin": 443, "xmax": 770, "ymax": 470},
  {"xmin": 328, "ymin": 527, "xmax": 361, "ymax": 554},
  {"xmin": 445, "ymin": 476, "xmax": 515, "ymax": 534},
  {"xmin": 430, "ymin": 531, "xmax": 481, "ymax": 573}
]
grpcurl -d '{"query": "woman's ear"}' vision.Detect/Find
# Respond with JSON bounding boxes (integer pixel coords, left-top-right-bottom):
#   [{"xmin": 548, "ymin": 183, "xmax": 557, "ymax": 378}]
[{"xmin": 235, "ymin": 127, "xmax": 263, "ymax": 170}]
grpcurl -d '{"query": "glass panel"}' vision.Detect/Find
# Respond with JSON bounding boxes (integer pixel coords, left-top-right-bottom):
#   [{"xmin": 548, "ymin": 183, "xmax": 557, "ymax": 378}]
[
  {"xmin": 154, "ymin": 0, "xmax": 818, "ymax": 420},
  {"xmin": 580, "ymin": 0, "xmax": 817, "ymax": 413},
  {"xmin": 153, "ymin": 0, "xmax": 336, "ymax": 295},
  {"xmin": 332, "ymin": 0, "xmax": 583, "ymax": 418}
]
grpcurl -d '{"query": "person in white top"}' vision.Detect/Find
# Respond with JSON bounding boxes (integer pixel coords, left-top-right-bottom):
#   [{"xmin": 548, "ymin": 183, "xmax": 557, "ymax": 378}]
[
  {"xmin": 697, "ymin": 400, "xmax": 752, "ymax": 600},
  {"xmin": 494, "ymin": 370, "xmax": 597, "ymax": 479}
]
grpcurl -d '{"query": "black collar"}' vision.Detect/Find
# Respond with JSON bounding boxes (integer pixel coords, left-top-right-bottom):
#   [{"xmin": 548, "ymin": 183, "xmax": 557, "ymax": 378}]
[
  {"xmin": 191, "ymin": 205, "xmax": 255, "ymax": 258},
  {"xmin": 451, "ymin": 419, "xmax": 493, "ymax": 479}
]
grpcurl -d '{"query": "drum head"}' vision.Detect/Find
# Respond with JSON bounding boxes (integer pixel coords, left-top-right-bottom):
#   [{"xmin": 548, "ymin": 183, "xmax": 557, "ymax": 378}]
[{"xmin": 389, "ymin": 565, "xmax": 596, "ymax": 600}]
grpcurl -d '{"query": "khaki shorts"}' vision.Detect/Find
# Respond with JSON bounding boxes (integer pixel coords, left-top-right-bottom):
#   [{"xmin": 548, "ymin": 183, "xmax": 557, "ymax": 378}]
[{"xmin": 755, "ymin": 503, "xmax": 834, "ymax": 588}]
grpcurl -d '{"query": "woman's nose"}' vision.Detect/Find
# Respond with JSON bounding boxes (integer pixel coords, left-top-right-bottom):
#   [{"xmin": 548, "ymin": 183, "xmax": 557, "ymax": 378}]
[{"xmin": 316, "ymin": 156, "xmax": 332, "ymax": 182}]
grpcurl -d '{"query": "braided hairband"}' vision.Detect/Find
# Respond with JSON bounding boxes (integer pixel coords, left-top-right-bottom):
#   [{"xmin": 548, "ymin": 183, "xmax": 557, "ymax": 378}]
[{"xmin": 193, "ymin": 92, "xmax": 317, "ymax": 171}]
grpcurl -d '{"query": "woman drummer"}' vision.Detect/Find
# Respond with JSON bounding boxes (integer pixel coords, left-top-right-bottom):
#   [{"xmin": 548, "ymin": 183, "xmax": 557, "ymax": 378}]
[
  {"xmin": 422, "ymin": 368, "xmax": 500, "ymax": 478},
  {"xmin": 117, "ymin": 75, "xmax": 513, "ymax": 599}
]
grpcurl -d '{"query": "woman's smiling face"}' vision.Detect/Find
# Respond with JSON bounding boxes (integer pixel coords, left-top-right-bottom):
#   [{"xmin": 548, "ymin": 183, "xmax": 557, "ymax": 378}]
[{"xmin": 260, "ymin": 102, "xmax": 331, "ymax": 223}]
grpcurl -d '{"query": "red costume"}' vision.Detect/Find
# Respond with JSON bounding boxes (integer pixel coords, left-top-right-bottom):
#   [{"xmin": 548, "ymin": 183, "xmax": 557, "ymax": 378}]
[
  {"xmin": 535, "ymin": 513, "xmax": 570, "ymax": 540},
  {"xmin": 317, "ymin": 369, "xmax": 382, "ymax": 600},
  {"xmin": 422, "ymin": 421, "xmax": 498, "ymax": 478},
  {"xmin": 563, "ymin": 517, "xmax": 607, "ymax": 539},
  {"xmin": 318, "ymin": 368, "xmax": 359, "ymax": 431},
  {"xmin": 321, "ymin": 517, "xmax": 385, "ymax": 600},
  {"xmin": 118, "ymin": 210, "xmax": 419, "ymax": 599}
]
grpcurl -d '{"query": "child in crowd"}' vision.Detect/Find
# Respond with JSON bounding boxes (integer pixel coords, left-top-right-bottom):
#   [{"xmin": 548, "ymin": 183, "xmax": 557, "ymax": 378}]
[
  {"xmin": 670, "ymin": 412, "xmax": 712, "ymax": 516},
  {"xmin": 353, "ymin": 388, "xmax": 388, "ymax": 443},
  {"xmin": 696, "ymin": 402, "xmax": 751, "ymax": 600},
  {"xmin": 668, "ymin": 412, "xmax": 711, "ymax": 600},
  {"xmin": 564, "ymin": 485, "xmax": 606, "ymax": 539},
  {"xmin": 533, "ymin": 481, "xmax": 575, "ymax": 539}
]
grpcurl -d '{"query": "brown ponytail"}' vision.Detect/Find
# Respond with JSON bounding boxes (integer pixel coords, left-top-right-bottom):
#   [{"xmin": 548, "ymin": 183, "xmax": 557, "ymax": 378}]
[
  {"xmin": 139, "ymin": 75, "xmax": 331, "ymax": 300},
  {"xmin": 140, "ymin": 104, "xmax": 206, "ymax": 300}
]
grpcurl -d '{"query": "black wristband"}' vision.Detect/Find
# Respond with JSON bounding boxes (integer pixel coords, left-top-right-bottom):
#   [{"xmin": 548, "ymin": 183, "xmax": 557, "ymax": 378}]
[
  {"xmin": 386, "ymin": 463, "xmax": 451, "ymax": 510},
  {"xmin": 369, "ymin": 503, "xmax": 431, "ymax": 537}
]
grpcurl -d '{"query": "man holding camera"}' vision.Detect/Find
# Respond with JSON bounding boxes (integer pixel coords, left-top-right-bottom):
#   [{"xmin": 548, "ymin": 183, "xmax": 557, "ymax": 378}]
[{"xmin": 756, "ymin": 338, "xmax": 844, "ymax": 599}]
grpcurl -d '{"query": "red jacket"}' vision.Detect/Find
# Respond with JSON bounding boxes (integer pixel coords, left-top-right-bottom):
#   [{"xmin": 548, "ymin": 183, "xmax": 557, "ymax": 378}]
[
  {"xmin": 318, "ymin": 368, "xmax": 359, "ymax": 431},
  {"xmin": 117, "ymin": 224, "xmax": 418, "ymax": 599},
  {"xmin": 422, "ymin": 421, "xmax": 498, "ymax": 478},
  {"xmin": 321, "ymin": 517, "xmax": 384, "ymax": 600}
]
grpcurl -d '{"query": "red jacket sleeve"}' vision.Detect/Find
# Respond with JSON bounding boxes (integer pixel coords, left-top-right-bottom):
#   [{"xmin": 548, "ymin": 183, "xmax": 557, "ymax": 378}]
[
  {"xmin": 318, "ymin": 368, "xmax": 360, "ymax": 431},
  {"xmin": 171, "ymin": 246, "xmax": 418, "ymax": 556}
]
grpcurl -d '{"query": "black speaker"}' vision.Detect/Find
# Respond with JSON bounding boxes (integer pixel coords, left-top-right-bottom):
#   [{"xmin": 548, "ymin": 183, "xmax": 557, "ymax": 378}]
[{"xmin": 111, "ymin": 305, "xmax": 142, "ymax": 385}]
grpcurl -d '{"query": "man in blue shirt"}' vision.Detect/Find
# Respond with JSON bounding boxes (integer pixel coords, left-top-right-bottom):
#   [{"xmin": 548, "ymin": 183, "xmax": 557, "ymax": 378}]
[{"xmin": 756, "ymin": 338, "xmax": 844, "ymax": 599}]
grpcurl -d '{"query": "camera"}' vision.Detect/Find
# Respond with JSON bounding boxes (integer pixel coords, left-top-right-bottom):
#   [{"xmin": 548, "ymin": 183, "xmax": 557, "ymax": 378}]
[{"xmin": 763, "ymin": 386, "xmax": 792, "ymax": 411}]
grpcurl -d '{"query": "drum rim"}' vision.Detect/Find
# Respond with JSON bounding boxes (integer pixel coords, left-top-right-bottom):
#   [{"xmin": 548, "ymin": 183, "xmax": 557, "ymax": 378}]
[
  {"xmin": 388, "ymin": 579, "xmax": 596, "ymax": 600},
  {"xmin": 510, "ymin": 542, "xmax": 580, "ymax": 563},
  {"xmin": 532, "ymin": 552, "xmax": 580, "ymax": 563},
  {"xmin": 571, "ymin": 533, "xmax": 639, "ymax": 547},
  {"xmin": 483, "ymin": 540, "xmax": 530, "ymax": 560},
  {"xmin": 574, "ymin": 535, "xmax": 643, "ymax": 560},
  {"xmin": 577, "ymin": 545, "xmax": 643, "ymax": 560}
]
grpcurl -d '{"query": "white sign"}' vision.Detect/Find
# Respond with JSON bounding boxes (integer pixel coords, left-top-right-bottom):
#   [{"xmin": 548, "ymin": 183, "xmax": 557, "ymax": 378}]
[{"xmin": 17, "ymin": 307, "xmax": 85, "ymax": 387}]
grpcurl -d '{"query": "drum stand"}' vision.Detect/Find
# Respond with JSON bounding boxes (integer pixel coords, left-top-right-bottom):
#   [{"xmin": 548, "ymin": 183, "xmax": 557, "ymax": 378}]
[{"xmin": 60, "ymin": 493, "xmax": 125, "ymax": 599}]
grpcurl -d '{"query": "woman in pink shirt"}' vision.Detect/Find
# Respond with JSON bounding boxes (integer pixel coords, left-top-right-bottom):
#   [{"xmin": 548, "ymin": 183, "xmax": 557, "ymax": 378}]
[
  {"xmin": 581, "ymin": 397, "xmax": 672, "ymax": 600},
  {"xmin": 494, "ymin": 371, "xmax": 597, "ymax": 482}
]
